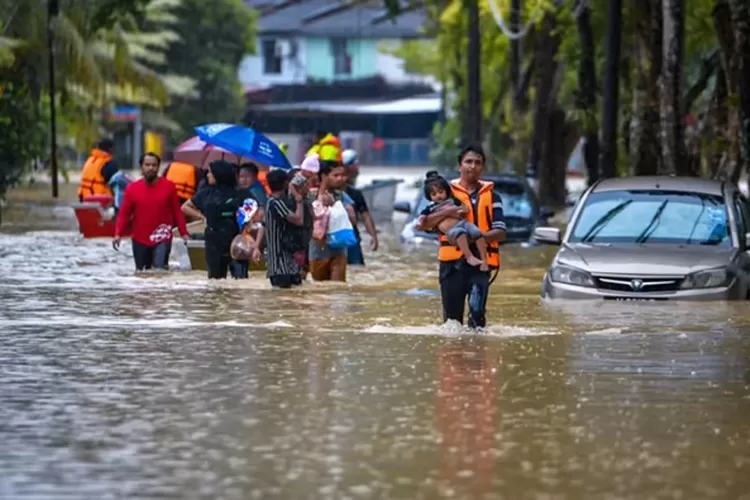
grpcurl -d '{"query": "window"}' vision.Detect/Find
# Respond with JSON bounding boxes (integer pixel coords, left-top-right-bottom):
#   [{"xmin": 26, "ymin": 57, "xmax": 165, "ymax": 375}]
[
  {"xmin": 261, "ymin": 38, "xmax": 282, "ymax": 74},
  {"xmin": 330, "ymin": 38, "xmax": 351, "ymax": 75},
  {"xmin": 568, "ymin": 190, "xmax": 730, "ymax": 247}
]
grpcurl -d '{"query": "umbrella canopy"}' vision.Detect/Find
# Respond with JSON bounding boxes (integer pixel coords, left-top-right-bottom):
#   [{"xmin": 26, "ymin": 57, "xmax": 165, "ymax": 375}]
[
  {"xmin": 194, "ymin": 123, "xmax": 292, "ymax": 171},
  {"xmin": 173, "ymin": 136, "xmax": 251, "ymax": 169}
]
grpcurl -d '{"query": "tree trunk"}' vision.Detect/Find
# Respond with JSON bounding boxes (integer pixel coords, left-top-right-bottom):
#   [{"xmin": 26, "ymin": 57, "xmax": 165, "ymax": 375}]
[
  {"xmin": 660, "ymin": 0, "xmax": 687, "ymax": 175},
  {"xmin": 710, "ymin": 65, "xmax": 729, "ymax": 177},
  {"xmin": 526, "ymin": 11, "xmax": 560, "ymax": 179},
  {"xmin": 539, "ymin": 106, "xmax": 574, "ymax": 206},
  {"xmin": 713, "ymin": 0, "xmax": 740, "ymax": 181},
  {"xmin": 465, "ymin": 0, "xmax": 482, "ymax": 143},
  {"xmin": 510, "ymin": 0, "xmax": 522, "ymax": 106},
  {"xmin": 729, "ymin": 0, "xmax": 750, "ymax": 179},
  {"xmin": 575, "ymin": 0, "xmax": 600, "ymax": 185},
  {"xmin": 631, "ymin": 0, "xmax": 662, "ymax": 176}
]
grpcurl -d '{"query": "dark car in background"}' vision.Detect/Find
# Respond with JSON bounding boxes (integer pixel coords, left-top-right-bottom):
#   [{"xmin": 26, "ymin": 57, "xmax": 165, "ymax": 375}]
[{"xmin": 393, "ymin": 174, "xmax": 555, "ymax": 246}]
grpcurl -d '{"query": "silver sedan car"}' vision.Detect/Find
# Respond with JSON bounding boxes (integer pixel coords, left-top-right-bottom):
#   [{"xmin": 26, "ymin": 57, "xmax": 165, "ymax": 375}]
[{"xmin": 534, "ymin": 176, "xmax": 750, "ymax": 301}]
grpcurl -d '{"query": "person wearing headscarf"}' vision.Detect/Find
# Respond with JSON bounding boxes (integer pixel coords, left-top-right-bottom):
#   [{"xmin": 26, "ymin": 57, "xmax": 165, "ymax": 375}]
[{"xmin": 182, "ymin": 160, "xmax": 244, "ymax": 279}]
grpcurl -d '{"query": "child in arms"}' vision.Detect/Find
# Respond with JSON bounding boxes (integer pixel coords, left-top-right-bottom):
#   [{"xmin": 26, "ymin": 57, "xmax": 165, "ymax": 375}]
[{"xmin": 416, "ymin": 172, "xmax": 488, "ymax": 271}]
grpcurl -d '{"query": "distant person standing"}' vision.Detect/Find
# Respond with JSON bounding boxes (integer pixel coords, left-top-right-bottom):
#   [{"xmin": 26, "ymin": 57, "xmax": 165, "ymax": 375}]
[
  {"xmin": 306, "ymin": 131, "xmax": 343, "ymax": 163},
  {"xmin": 78, "ymin": 138, "xmax": 119, "ymax": 201},
  {"xmin": 418, "ymin": 144, "xmax": 506, "ymax": 329},
  {"xmin": 309, "ymin": 161, "xmax": 356, "ymax": 282},
  {"xmin": 238, "ymin": 163, "xmax": 269, "ymax": 210},
  {"xmin": 181, "ymin": 160, "xmax": 244, "ymax": 279},
  {"xmin": 264, "ymin": 169, "xmax": 307, "ymax": 288},
  {"xmin": 114, "ymin": 153, "xmax": 189, "ymax": 271},
  {"xmin": 341, "ymin": 149, "xmax": 378, "ymax": 265},
  {"xmin": 231, "ymin": 163, "xmax": 269, "ymax": 279},
  {"xmin": 163, "ymin": 156, "xmax": 200, "ymax": 205}
]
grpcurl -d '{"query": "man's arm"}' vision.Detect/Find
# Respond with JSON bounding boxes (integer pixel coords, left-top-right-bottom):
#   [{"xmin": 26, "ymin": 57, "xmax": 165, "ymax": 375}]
[
  {"xmin": 100, "ymin": 160, "xmax": 119, "ymax": 184},
  {"xmin": 169, "ymin": 185, "xmax": 190, "ymax": 238},
  {"xmin": 114, "ymin": 185, "xmax": 133, "ymax": 238},
  {"xmin": 341, "ymin": 191, "xmax": 356, "ymax": 225},
  {"xmin": 483, "ymin": 190, "xmax": 507, "ymax": 243},
  {"xmin": 352, "ymin": 190, "xmax": 378, "ymax": 243}
]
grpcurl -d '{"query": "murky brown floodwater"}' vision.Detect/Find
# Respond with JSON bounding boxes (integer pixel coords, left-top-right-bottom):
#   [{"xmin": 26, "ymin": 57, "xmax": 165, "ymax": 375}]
[{"xmin": 1, "ymin": 189, "xmax": 750, "ymax": 499}]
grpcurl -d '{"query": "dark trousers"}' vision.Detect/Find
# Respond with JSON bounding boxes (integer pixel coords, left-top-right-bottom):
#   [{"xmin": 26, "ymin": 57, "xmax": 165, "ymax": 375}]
[
  {"xmin": 230, "ymin": 260, "xmax": 249, "ymax": 279},
  {"xmin": 439, "ymin": 261, "xmax": 491, "ymax": 329},
  {"xmin": 205, "ymin": 232, "xmax": 234, "ymax": 279},
  {"xmin": 347, "ymin": 242, "xmax": 365, "ymax": 265},
  {"xmin": 132, "ymin": 241, "xmax": 171, "ymax": 271},
  {"xmin": 270, "ymin": 274, "xmax": 302, "ymax": 289}
]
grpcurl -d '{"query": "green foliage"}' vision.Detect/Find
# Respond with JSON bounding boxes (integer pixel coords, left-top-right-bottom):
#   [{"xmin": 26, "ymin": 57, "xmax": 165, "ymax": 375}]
[
  {"xmin": 392, "ymin": 0, "xmax": 724, "ymax": 171},
  {"xmin": 0, "ymin": 73, "xmax": 47, "ymax": 201},
  {"xmin": 160, "ymin": 0, "xmax": 256, "ymax": 141}
]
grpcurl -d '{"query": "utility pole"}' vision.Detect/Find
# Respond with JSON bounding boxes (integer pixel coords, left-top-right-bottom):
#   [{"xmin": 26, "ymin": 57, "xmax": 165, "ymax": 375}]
[
  {"xmin": 47, "ymin": 0, "xmax": 59, "ymax": 198},
  {"xmin": 466, "ymin": 0, "xmax": 482, "ymax": 144},
  {"xmin": 599, "ymin": 0, "xmax": 622, "ymax": 178}
]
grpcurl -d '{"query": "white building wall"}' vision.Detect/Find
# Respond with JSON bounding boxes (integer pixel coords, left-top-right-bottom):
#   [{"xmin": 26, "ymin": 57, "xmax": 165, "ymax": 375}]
[{"xmin": 238, "ymin": 36, "xmax": 308, "ymax": 89}]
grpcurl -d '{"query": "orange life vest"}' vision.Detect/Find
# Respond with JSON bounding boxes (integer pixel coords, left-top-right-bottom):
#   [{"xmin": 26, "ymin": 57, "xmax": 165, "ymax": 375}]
[
  {"xmin": 438, "ymin": 179, "xmax": 501, "ymax": 268},
  {"xmin": 164, "ymin": 161, "xmax": 197, "ymax": 200},
  {"xmin": 77, "ymin": 148, "xmax": 113, "ymax": 198},
  {"xmin": 257, "ymin": 170, "xmax": 271, "ymax": 194}
]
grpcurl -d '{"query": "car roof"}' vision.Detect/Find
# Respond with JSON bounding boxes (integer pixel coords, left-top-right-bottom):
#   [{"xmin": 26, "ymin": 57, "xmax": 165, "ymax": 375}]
[{"xmin": 592, "ymin": 176, "xmax": 725, "ymax": 196}]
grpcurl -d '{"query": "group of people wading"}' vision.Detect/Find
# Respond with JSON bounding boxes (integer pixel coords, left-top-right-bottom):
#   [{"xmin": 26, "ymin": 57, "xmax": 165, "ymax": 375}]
[{"xmin": 77, "ymin": 137, "xmax": 506, "ymax": 329}]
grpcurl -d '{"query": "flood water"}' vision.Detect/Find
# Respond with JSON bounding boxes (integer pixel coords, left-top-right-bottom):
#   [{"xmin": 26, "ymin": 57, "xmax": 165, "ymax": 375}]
[{"xmin": 1, "ymin": 188, "xmax": 750, "ymax": 499}]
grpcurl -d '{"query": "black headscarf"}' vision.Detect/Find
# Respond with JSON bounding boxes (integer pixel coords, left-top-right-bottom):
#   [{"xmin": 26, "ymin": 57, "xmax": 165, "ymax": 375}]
[{"xmin": 209, "ymin": 160, "xmax": 237, "ymax": 189}]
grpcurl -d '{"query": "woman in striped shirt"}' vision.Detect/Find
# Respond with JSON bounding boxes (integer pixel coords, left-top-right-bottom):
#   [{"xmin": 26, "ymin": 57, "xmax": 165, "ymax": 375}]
[{"xmin": 263, "ymin": 169, "xmax": 306, "ymax": 288}]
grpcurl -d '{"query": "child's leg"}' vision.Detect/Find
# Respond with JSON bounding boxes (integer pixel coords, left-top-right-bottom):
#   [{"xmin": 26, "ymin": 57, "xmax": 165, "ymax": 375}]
[{"xmin": 454, "ymin": 233, "xmax": 483, "ymax": 267}]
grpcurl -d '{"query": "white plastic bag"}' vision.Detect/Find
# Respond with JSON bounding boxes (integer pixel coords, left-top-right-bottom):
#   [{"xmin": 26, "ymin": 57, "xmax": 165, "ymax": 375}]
[{"xmin": 326, "ymin": 200, "xmax": 357, "ymax": 249}]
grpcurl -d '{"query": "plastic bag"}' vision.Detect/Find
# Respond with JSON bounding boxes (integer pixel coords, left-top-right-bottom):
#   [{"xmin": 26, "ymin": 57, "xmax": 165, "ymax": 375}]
[
  {"xmin": 312, "ymin": 200, "xmax": 330, "ymax": 241},
  {"xmin": 230, "ymin": 233, "xmax": 255, "ymax": 260},
  {"xmin": 326, "ymin": 200, "xmax": 357, "ymax": 249}
]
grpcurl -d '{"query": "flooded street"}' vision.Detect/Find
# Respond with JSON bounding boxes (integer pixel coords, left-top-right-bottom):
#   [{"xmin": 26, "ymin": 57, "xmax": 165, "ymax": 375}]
[{"xmin": 1, "ymin": 187, "xmax": 750, "ymax": 499}]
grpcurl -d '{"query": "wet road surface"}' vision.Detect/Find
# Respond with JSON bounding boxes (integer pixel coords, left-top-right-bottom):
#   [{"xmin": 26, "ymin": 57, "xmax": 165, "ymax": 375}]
[{"xmin": 1, "ymin": 188, "xmax": 749, "ymax": 499}]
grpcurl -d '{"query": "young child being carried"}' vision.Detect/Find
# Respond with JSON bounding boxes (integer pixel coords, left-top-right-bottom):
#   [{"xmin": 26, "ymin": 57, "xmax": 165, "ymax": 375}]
[{"xmin": 416, "ymin": 171, "xmax": 489, "ymax": 271}]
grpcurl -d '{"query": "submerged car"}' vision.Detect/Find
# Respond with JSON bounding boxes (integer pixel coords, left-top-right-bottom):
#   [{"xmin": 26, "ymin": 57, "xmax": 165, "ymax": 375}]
[
  {"xmin": 534, "ymin": 176, "xmax": 750, "ymax": 301},
  {"xmin": 394, "ymin": 174, "xmax": 555, "ymax": 245}
]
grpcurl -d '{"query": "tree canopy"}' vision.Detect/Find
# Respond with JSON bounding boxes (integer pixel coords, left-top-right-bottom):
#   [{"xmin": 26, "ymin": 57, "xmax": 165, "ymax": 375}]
[{"xmin": 0, "ymin": 0, "xmax": 257, "ymax": 203}]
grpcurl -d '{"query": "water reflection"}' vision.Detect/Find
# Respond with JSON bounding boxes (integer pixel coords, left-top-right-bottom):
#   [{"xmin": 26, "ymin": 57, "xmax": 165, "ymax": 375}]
[
  {"xmin": 435, "ymin": 339, "xmax": 498, "ymax": 497},
  {"xmin": 1, "ymin": 199, "xmax": 750, "ymax": 498}
]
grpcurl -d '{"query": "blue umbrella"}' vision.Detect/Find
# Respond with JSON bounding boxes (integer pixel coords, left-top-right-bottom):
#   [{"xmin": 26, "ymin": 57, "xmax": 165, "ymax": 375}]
[{"xmin": 194, "ymin": 123, "xmax": 292, "ymax": 171}]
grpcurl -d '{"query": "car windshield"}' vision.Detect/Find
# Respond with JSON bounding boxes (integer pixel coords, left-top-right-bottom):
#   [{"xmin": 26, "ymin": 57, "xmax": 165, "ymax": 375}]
[
  {"xmin": 414, "ymin": 182, "xmax": 534, "ymax": 218},
  {"xmin": 569, "ymin": 190, "xmax": 730, "ymax": 246}
]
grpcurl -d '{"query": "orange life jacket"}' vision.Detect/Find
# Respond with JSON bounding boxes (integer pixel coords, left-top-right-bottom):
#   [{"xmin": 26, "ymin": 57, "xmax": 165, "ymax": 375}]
[
  {"xmin": 438, "ymin": 179, "xmax": 500, "ymax": 268},
  {"xmin": 77, "ymin": 148, "xmax": 113, "ymax": 198},
  {"xmin": 164, "ymin": 161, "xmax": 197, "ymax": 201},
  {"xmin": 257, "ymin": 170, "xmax": 271, "ymax": 194}
]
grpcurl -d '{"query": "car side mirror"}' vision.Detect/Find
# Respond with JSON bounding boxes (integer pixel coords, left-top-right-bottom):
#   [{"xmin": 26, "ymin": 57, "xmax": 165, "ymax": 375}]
[
  {"xmin": 393, "ymin": 201, "xmax": 411, "ymax": 214},
  {"xmin": 745, "ymin": 232, "xmax": 750, "ymax": 248},
  {"xmin": 532, "ymin": 227, "xmax": 562, "ymax": 245}
]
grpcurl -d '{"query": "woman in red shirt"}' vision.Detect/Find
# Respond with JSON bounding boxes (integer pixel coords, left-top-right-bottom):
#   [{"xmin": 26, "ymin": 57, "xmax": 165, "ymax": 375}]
[{"xmin": 113, "ymin": 152, "xmax": 189, "ymax": 271}]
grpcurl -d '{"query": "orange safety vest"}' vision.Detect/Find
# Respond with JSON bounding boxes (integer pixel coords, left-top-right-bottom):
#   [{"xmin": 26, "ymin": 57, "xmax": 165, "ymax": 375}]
[
  {"xmin": 164, "ymin": 161, "xmax": 197, "ymax": 200},
  {"xmin": 257, "ymin": 170, "xmax": 271, "ymax": 194},
  {"xmin": 77, "ymin": 148, "xmax": 113, "ymax": 198},
  {"xmin": 438, "ymin": 179, "xmax": 501, "ymax": 268}
]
